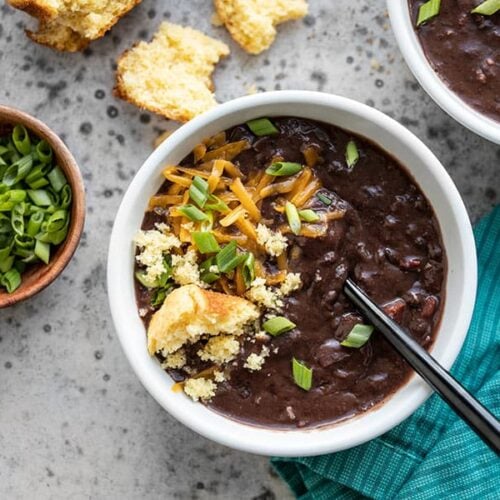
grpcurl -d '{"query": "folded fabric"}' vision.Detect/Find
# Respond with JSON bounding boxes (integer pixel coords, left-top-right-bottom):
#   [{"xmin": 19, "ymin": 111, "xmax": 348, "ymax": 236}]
[{"xmin": 272, "ymin": 205, "xmax": 500, "ymax": 500}]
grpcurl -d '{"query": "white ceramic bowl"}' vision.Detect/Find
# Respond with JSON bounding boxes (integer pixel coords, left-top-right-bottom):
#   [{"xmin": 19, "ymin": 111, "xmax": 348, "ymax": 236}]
[
  {"xmin": 108, "ymin": 91, "xmax": 477, "ymax": 456},
  {"xmin": 387, "ymin": 1, "xmax": 500, "ymax": 145}
]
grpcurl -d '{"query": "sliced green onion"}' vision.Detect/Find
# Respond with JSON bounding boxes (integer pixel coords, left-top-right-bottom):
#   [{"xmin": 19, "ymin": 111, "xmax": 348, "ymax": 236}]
[
  {"xmin": 189, "ymin": 175, "xmax": 209, "ymax": 208},
  {"xmin": 200, "ymin": 256, "xmax": 221, "ymax": 283},
  {"xmin": 27, "ymin": 189, "xmax": 52, "ymax": 207},
  {"xmin": 471, "ymin": 0, "xmax": 500, "ymax": 14},
  {"xmin": 46, "ymin": 210, "xmax": 67, "ymax": 233},
  {"xmin": 205, "ymin": 194, "xmax": 229, "ymax": 213},
  {"xmin": 317, "ymin": 193, "xmax": 332, "ymax": 205},
  {"xmin": 59, "ymin": 184, "xmax": 72, "ymax": 209},
  {"xmin": 27, "ymin": 177, "xmax": 49, "ymax": 189},
  {"xmin": 265, "ymin": 162, "xmax": 303, "ymax": 177},
  {"xmin": 216, "ymin": 240, "xmax": 246, "ymax": 273},
  {"xmin": 11, "ymin": 203, "xmax": 25, "ymax": 236},
  {"xmin": 201, "ymin": 271, "xmax": 220, "ymax": 284},
  {"xmin": 263, "ymin": 316, "xmax": 296, "ymax": 336},
  {"xmin": 292, "ymin": 358, "xmax": 313, "ymax": 391},
  {"xmin": 246, "ymin": 118, "xmax": 279, "ymax": 136},
  {"xmin": 25, "ymin": 163, "xmax": 52, "ymax": 185},
  {"xmin": 135, "ymin": 271, "xmax": 159, "ymax": 288},
  {"xmin": 1, "ymin": 268, "xmax": 21, "ymax": 293},
  {"xmin": 192, "ymin": 231, "xmax": 220, "ymax": 254},
  {"xmin": 285, "ymin": 201, "xmax": 301, "ymax": 235},
  {"xmin": 27, "ymin": 211, "xmax": 44, "ymax": 237},
  {"xmin": 34, "ymin": 239, "xmax": 50, "ymax": 264},
  {"xmin": 0, "ymin": 255, "xmax": 14, "ymax": 273},
  {"xmin": 35, "ymin": 140, "xmax": 53, "ymax": 164},
  {"xmin": 47, "ymin": 166, "xmax": 67, "ymax": 193},
  {"xmin": 345, "ymin": 140, "xmax": 359, "ymax": 169},
  {"xmin": 417, "ymin": 0, "xmax": 441, "ymax": 25},
  {"xmin": 298, "ymin": 209, "xmax": 320, "ymax": 223},
  {"xmin": 151, "ymin": 286, "xmax": 172, "ymax": 308},
  {"xmin": 241, "ymin": 252, "xmax": 255, "ymax": 287},
  {"xmin": 12, "ymin": 125, "xmax": 31, "ymax": 155},
  {"xmin": 178, "ymin": 204, "xmax": 208, "ymax": 222},
  {"xmin": 3, "ymin": 155, "xmax": 33, "ymax": 186},
  {"xmin": 341, "ymin": 324, "xmax": 374, "ymax": 348}
]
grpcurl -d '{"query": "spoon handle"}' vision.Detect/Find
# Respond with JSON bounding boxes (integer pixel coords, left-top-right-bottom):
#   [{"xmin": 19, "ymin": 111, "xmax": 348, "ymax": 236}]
[{"xmin": 344, "ymin": 278, "xmax": 500, "ymax": 454}]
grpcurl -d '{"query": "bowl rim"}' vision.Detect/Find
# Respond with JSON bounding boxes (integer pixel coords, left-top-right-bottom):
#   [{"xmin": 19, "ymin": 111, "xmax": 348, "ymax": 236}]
[
  {"xmin": 387, "ymin": 0, "xmax": 500, "ymax": 145},
  {"xmin": 108, "ymin": 90, "xmax": 477, "ymax": 456},
  {"xmin": 0, "ymin": 104, "xmax": 86, "ymax": 308}
]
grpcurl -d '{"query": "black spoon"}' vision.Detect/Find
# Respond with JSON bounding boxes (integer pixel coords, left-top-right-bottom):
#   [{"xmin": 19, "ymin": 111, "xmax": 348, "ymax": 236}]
[{"xmin": 344, "ymin": 278, "xmax": 500, "ymax": 454}]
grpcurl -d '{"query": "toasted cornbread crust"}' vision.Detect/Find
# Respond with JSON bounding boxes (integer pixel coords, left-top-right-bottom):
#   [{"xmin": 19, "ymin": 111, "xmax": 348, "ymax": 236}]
[
  {"xmin": 214, "ymin": 0, "xmax": 308, "ymax": 54},
  {"xmin": 8, "ymin": 0, "xmax": 142, "ymax": 51},
  {"xmin": 114, "ymin": 23, "xmax": 230, "ymax": 122}
]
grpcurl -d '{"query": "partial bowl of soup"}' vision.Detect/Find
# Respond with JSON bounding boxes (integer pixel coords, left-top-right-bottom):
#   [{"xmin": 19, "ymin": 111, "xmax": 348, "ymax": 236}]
[{"xmin": 107, "ymin": 91, "xmax": 476, "ymax": 456}]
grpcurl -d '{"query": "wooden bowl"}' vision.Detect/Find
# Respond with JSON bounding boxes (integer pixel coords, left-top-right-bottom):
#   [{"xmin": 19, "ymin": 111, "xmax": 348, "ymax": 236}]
[{"xmin": 0, "ymin": 105, "xmax": 85, "ymax": 308}]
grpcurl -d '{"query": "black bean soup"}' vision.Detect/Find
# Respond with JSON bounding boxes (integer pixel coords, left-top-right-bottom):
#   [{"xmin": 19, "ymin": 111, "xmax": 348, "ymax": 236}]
[
  {"xmin": 136, "ymin": 118, "xmax": 446, "ymax": 428},
  {"xmin": 409, "ymin": 0, "xmax": 500, "ymax": 121}
]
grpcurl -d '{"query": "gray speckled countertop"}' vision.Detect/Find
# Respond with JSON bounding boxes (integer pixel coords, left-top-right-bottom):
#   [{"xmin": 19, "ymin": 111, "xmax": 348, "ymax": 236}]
[{"xmin": 0, "ymin": 0, "xmax": 498, "ymax": 498}]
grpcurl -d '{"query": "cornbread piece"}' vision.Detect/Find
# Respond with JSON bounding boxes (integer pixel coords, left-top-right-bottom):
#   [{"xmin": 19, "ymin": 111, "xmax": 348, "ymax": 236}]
[
  {"xmin": 256, "ymin": 223, "xmax": 288, "ymax": 256},
  {"xmin": 147, "ymin": 284, "xmax": 259, "ymax": 356},
  {"xmin": 280, "ymin": 272, "xmax": 302, "ymax": 296},
  {"xmin": 184, "ymin": 377, "xmax": 216, "ymax": 402},
  {"xmin": 115, "ymin": 22, "xmax": 230, "ymax": 122},
  {"xmin": 246, "ymin": 277, "xmax": 283, "ymax": 310},
  {"xmin": 161, "ymin": 349, "xmax": 186, "ymax": 370},
  {"xmin": 171, "ymin": 250, "xmax": 203, "ymax": 287},
  {"xmin": 214, "ymin": 0, "xmax": 308, "ymax": 54},
  {"xmin": 243, "ymin": 345, "xmax": 270, "ymax": 371},
  {"xmin": 9, "ymin": 0, "xmax": 141, "ymax": 51},
  {"xmin": 197, "ymin": 335, "xmax": 240, "ymax": 364}
]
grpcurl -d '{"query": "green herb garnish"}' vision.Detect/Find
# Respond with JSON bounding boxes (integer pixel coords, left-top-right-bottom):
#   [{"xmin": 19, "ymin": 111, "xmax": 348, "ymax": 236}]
[
  {"xmin": 263, "ymin": 316, "xmax": 296, "ymax": 336},
  {"xmin": 189, "ymin": 175, "xmax": 209, "ymax": 208},
  {"xmin": 177, "ymin": 204, "xmax": 209, "ymax": 222},
  {"xmin": 345, "ymin": 140, "xmax": 359, "ymax": 169},
  {"xmin": 246, "ymin": 118, "xmax": 279, "ymax": 136},
  {"xmin": 341, "ymin": 324, "xmax": 374, "ymax": 348},
  {"xmin": 298, "ymin": 209, "xmax": 320, "ymax": 223},
  {"xmin": 192, "ymin": 231, "xmax": 220, "ymax": 254},
  {"xmin": 292, "ymin": 358, "xmax": 313, "ymax": 391},
  {"xmin": 471, "ymin": 0, "xmax": 500, "ymax": 15},
  {"xmin": 317, "ymin": 193, "xmax": 332, "ymax": 205},
  {"xmin": 265, "ymin": 162, "xmax": 303, "ymax": 177},
  {"xmin": 417, "ymin": 0, "xmax": 441, "ymax": 25},
  {"xmin": 285, "ymin": 201, "xmax": 301, "ymax": 235}
]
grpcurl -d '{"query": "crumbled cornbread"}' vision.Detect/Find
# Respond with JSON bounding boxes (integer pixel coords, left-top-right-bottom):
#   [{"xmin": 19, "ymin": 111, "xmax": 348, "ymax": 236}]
[
  {"xmin": 246, "ymin": 277, "xmax": 283, "ymax": 310},
  {"xmin": 115, "ymin": 22, "xmax": 230, "ymax": 122},
  {"xmin": 134, "ymin": 226, "xmax": 180, "ymax": 284},
  {"xmin": 244, "ymin": 345, "xmax": 270, "ymax": 371},
  {"xmin": 172, "ymin": 250, "xmax": 203, "ymax": 286},
  {"xmin": 213, "ymin": 370, "xmax": 226, "ymax": 382},
  {"xmin": 161, "ymin": 349, "xmax": 186, "ymax": 370},
  {"xmin": 197, "ymin": 335, "xmax": 240, "ymax": 364},
  {"xmin": 280, "ymin": 272, "xmax": 302, "ymax": 296},
  {"xmin": 9, "ymin": 0, "xmax": 141, "ymax": 51},
  {"xmin": 184, "ymin": 377, "xmax": 216, "ymax": 402},
  {"xmin": 148, "ymin": 284, "xmax": 259, "ymax": 355},
  {"xmin": 256, "ymin": 223, "xmax": 288, "ymax": 257}
]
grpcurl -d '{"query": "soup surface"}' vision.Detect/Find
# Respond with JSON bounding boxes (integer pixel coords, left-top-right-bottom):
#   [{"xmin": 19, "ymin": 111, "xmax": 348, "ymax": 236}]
[
  {"xmin": 135, "ymin": 117, "xmax": 446, "ymax": 428},
  {"xmin": 409, "ymin": 0, "xmax": 500, "ymax": 122}
]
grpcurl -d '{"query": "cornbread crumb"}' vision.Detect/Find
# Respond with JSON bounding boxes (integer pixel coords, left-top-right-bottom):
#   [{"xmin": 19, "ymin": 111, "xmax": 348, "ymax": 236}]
[
  {"xmin": 280, "ymin": 272, "xmax": 302, "ymax": 296},
  {"xmin": 214, "ymin": 0, "xmax": 308, "ymax": 54},
  {"xmin": 244, "ymin": 345, "xmax": 270, "ymax": 371},
  {"xmin": 197, "ymin": 335, "xmax": 240, "ymax": 364},
  {"xmin": 256, "ymin": 223, "xmax": 288, "ymax": 257},
  {"xmin": 115, "ymin": 22, "xmax": 230, "ymax": 122},
  {"xmin": 9, "ymin": 0, "xmax": 141, "ymax": 51},
  {"xmin": 148, "ymin": 284, "xmax": 259, "ymax": 355},
  {"xmin": 184, "ymin": 377, "xmax": 216, "ymax": 402},
  {"xmin": 134, "ymin": 227, "xmax": 181, "ymax": 284},
  {"xmin": 211, "ymin": 12, "xmax": 224, "ymax": 26},
  {"xmin": 213, "ymin": 370, "xmax": 226, "ymax": 382},
  {"xmin": 161, "ymin": 349, "xmax": 186, "ymax": 369},
  {"xmin": 172, "ymin": 250, "xmax": 202, "ymax": 286},
  {"xmin": 246, "ymin": 278, "xmax": 283, "ymax": 310}
]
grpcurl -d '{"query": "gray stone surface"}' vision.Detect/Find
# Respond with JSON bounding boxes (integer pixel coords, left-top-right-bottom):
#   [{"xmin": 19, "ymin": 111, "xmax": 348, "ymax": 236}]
[{"xmin": 0, "ymin": 0, "xmax": 498, "ymax": 498}]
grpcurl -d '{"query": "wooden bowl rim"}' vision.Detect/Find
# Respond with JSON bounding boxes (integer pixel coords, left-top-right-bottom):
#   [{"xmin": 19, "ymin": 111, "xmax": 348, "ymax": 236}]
[{"xmin": 0, "ymin": 104, "xmax": 85, "ymax": 308}]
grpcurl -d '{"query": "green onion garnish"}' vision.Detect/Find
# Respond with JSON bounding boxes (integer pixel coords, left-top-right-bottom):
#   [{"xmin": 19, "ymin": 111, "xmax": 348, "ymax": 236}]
[
  {"xmin": 246, "ymin": 118, "xmax": 279, "ymax": 136},
  {"xmin": 177, "ymin": 204, "xmax": 208, "ymax": 222},
  {"xmin": 241, "ymin": 252, "xmax": 255, "ymax": 287},
  {"xmin": 200, "ymin": 256, "xmax": 221, "ymax": 283},
  {"xmin": 205, "ymin": 194, "xmax": 229, "ymax": 213},
  {"xmin": 345, "ymin": 140, "xmax": 359, "ymax": 169},
  {"xmin": 471, "ymin": 0, "xmax": 500, "ymax": 14},
  {"xmin": 317, "ymin": 193, "xmax": 332, "ymax": 205},
  {"xmin": 189, "ymin": 175, "xmax": 209, "ymax": 208},
  {"xmin": 0, "ymin": 125, "xmax": 71, "ymax": 293},
  {"xmin": 199, "ymin": 210, "xmax": 214, "ymax": 232},
  {"xmin": 417, "ymin": 0, "xmax": 441, "ymax": 25},
  {"xmin": 341, "ymin": 324, "xmax": 374, "ymax": 348},
  {"xmin": 298, "ymin": 209, "xmax": 320, "ymax": 223},
  {"xmin": 285, "ymin": 201, "xmax": 301, "ymax": 235},
  {"xmin": 265, "ymin": 162, "xmax": 303, "ymax": 177},
  {"xmin": 216, "ymin": 240, "xmax": 246, "ymax": 273},
  {"xmin": 192, "ymin": 231, "xmax": 220, "ymax": 254},
  {"xmin": 263, "ymin": 316, "xmax": 296, "ymax": 336},
  {"xmin": 292, "ymin": 358, "xmax": 313, "ymax": 391}
]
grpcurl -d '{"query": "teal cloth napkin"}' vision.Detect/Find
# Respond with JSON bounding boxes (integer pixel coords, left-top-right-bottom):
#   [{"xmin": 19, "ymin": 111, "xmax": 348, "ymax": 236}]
[{"xmin": 272, "ymin": 205, "xmax": 500, "ymax": 500}]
